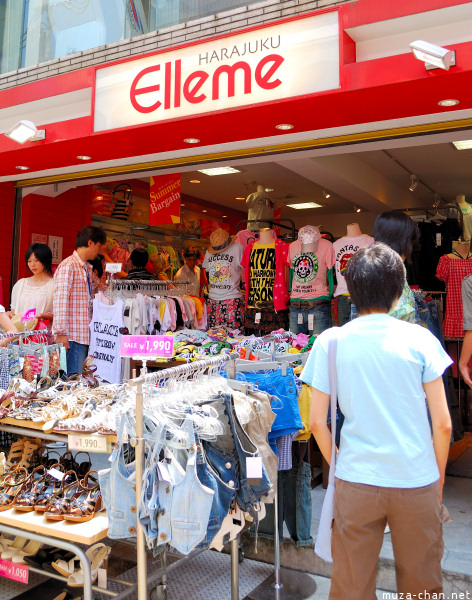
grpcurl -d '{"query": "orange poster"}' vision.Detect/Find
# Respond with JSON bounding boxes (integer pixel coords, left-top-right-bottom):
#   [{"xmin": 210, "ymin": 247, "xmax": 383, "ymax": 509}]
[{"xmin": 149, "ymin": 174, "xmax": 181, "ymax": 225}]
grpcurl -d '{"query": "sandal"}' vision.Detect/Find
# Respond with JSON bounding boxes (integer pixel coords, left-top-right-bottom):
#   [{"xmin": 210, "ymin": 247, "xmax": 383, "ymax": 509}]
[
  {"xmin": 51, "ymin": 542, "xmax": 110, "ymax": 587},
  {"xmin": 0, "ymin": 467, "xmax": 29, "ymax": 511},
  {"xmin": 63, "ymin": 471, "xmax": 103, "ymax": 523},
  {"xmin": 13, "ymin": 465, "xmax": 49, "ymax": 512},
  {"xmin": 33, "ymin": 464, "xmax": 66, "ymax": 513},
  {"xmin": 44, "ymin": 470, "xmax": 80, "ymax": 521}
]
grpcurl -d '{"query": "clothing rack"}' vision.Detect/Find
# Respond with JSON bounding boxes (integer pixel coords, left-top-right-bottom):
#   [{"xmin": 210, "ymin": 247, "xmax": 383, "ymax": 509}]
[
  {"xmin": 128, "ymin": 354, "xmax": 242, "ymax": 600},
  {"xmin": 107, "ymin": 278, "xmax": 191, "ymax": 299},
  {"xmin": 400, "ymin": 204, "xmax": 465, "ymax": 241}
]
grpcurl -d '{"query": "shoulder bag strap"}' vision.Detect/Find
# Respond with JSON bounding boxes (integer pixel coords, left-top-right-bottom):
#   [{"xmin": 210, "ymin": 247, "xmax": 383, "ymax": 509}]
[{"xmin": 327, "ymin": 335, "xmax": 338, "ymax": 485}]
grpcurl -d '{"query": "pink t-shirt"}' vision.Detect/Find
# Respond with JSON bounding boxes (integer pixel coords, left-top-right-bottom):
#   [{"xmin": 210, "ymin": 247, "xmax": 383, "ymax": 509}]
[
  {"xmin": 287, "ymin": 238, "xmax": 335, "ymax": 299},
  {"xmin": 333, "ymin": 235, "xmax": 374, "ymax": 297}
]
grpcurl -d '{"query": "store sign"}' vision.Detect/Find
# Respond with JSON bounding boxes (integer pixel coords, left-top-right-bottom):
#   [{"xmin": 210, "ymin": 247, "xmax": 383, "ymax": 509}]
[
  {"xmin": 94, "ymin": 12, "xmax": 339, "ymax": 131},
  {"xmin": 149, "ymin": 174, "xmax": 181, "ymax": 225}
]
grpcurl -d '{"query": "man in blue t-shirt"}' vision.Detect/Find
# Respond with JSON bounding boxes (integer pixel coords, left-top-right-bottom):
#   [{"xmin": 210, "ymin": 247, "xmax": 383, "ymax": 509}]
[{"xmin": 301, "ymin": 242, "xmax": 452, "ymax": 600}]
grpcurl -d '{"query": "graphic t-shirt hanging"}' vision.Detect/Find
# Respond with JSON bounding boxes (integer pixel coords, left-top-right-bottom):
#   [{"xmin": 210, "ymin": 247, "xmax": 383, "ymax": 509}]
[
  {"xmin": 333, "ymin": 234, "xmax": 374, "ymax": 297},
  {"xmin": 89, "ymin": 297, "xmax": 124, "ymax": 383},
  {"xmin": 288, "ymin": 238, "xmax": 335, "ymax": 299},
  {"xmin": 248, "ymin": 242, "xmax": 276, "ymax": 305},
  {"xmin": 202, "ymin": 243, "xmax": 244, "ymax": 301}
]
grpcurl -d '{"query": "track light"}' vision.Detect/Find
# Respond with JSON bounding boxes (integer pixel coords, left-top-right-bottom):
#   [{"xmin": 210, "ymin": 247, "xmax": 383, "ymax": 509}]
[
  {"xmin": 409, "ymin": 40, "xmax": 456, "ymax": 71},
  {"xmin": 409, "ymin": 174, "xmax": 418, "ymax": 192},
  {"xmin": 4, "ymin": 120, "xmax": 46, "ymax": 144},
  {"xmin": 323, "ymin": 190, "xmax": 331, "ymax": 199},
  {"xmin": 354, "ymin": 205, "xmax": 361, "ymax": 213}
]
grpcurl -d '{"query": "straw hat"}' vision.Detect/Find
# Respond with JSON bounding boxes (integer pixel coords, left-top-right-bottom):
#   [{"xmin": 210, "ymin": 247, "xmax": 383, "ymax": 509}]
[
  {"xmin": 208, "ymin": 229, "xmax": 236, "ymax": 254},
  {"xmin": 11, "ymin": 313, "xmax": 38, "ymax": 332}
]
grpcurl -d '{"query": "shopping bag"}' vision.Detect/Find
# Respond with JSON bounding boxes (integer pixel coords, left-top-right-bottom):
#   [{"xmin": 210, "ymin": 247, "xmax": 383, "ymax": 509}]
[{"xmin": 315, "ymin": 481, "xmax": 335, "ymax": 562}]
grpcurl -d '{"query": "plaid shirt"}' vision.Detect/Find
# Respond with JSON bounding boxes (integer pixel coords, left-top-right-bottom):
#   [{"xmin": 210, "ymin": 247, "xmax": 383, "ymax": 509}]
[{"xmin": 53, "ymin": 251, "xmax": 96, "ymax": 345}]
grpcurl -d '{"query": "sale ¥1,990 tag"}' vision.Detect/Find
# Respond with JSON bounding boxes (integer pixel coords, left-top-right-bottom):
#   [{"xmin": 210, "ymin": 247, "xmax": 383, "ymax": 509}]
[
  {"xmin": 68, "ymin": 433, "xmax": 109, "ymax": 453},
  {"xmin": 0, "ymin": 559, "xmax": 28, "ymax": 584},
  {"xmin": 120, "ymin": 335, "xmax": 174, "ymax": 358}
]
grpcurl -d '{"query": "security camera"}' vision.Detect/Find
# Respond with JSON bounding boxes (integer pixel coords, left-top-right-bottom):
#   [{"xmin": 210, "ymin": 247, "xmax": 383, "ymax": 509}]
[{"xmin": 409, "ymin": 40, "xmax": 456, "ymax": 70}]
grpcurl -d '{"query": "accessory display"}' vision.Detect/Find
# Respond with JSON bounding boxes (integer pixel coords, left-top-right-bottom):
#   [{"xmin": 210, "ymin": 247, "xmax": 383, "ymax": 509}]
[{"xmin": 208, "ymin": 228, "xmax": 236, "ymax": 254}]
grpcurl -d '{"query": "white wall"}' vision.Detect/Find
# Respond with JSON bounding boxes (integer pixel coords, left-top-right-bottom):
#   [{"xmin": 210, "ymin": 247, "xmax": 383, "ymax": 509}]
[{"xmin": 292, "ymin": 211, "xmax": 377, "ymax": 239}]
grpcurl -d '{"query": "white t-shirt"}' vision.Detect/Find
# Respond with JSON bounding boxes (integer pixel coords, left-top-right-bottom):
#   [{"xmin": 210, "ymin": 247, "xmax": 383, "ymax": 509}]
[
  {"xmin": 174, "ymin": 264, "xmax": 200, "ymax": 296},
  {"xmin": 333, "ymin": 234, "xmax": 374, "ymax": 297},
  {"xmin": 301, "ymin": 314, "xmax": 452, "ymax": 488},
  {"xmin": 11, "ymin": 277, "xmax": 54, "ymax": 315},
  {"xmin": 89, "ymin": 297, "xmax": 124, "ymax": 384},
  {"xmin": 202, "ymin": 243, "xmax": 243, "ymax": 301}
]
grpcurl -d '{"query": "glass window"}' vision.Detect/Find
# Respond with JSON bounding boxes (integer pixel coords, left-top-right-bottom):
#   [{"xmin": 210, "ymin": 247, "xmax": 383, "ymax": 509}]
[{"xmin": 0, "ymin": 0, "xmax": 267, "ymax": 75}]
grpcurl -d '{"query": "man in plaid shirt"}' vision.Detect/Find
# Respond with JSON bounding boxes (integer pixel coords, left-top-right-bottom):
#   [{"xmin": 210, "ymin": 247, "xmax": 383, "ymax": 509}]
[{"xmin": 53, "ymin": 226, "xmax": 107, "ymax": 374}]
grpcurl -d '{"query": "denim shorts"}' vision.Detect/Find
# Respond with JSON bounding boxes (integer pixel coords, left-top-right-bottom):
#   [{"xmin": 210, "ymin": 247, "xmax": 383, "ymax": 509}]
[{"xmin": 289, "ymin": 304, "xmax": 332, "ymax": 335}]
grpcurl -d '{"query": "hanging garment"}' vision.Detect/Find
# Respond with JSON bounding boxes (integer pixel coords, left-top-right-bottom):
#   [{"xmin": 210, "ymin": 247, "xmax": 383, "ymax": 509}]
[{"xmin": 89, "ymin": 297, "xmax": 124, "ymax": 383}]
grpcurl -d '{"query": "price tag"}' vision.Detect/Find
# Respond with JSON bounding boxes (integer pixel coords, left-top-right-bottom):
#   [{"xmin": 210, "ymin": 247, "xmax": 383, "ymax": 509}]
[
  {"xmin": 68, "ymin": 433, "xmax": 110, "ymax": 453},
  {"xmin": 47, "ymin": 468, "xmax": 65, "ymax": 481},
  {"xmin": 21, "ymin": 308, "xmax": 36, "ymax": 321},
  {"xmin": 120, "ymin": 335, "xmax": 174, "ymax": 358},
  {"xmin": 0, "ymin": 559, "xmax": 28, "ymax": 584},
  {"xmin": 436, "ymin": 233, "xmax": 442, "ymax": 247},
  {"xmin": 97, "ymin": 567, "xmax": 107, "ymax": 588},
  {"xmin": 298, "ymin": 312, "xmax": 303, "ymax": 324},
  {"xmin": 105, "ymin": 262, "xmax": 122, "ymax": 273},
  {"xmin": 255, "ymin": 312, "xmax": 261, "ymax": 324},
  {"xmin": 308, "ymin": 314, "xmax": 314, "ymax": 330},
  {"xmin": 246, "ymin": 457, "xmax": 263, "ymax": 479}
]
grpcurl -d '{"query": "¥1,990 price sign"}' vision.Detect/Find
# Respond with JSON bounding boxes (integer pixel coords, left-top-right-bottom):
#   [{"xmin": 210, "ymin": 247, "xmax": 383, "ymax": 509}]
[
  {"xmin": 0, "ymin": 559, "xmax": 28, "ymax": 584},
  {"xmin": 68, "ymin": 433, "xmax": 110, "ymax": 453},
  {"xmin": 120, "ymin": 335, "xmax": 174, "ymax": 358}
]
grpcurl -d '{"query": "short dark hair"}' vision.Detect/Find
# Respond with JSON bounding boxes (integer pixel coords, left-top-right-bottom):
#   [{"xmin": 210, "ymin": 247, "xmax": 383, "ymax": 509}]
[
  {"xmin": 25, "ymin": 243, "xmax": 53, "ymax": 275},
  {"xmin": 76, "ymin": 226, "xmax": 107, "ymax": 248},
  {"xmin": 373, "ymin": 211, "xmax": 419, "ymax": 262},
  {"xmin": 88, "ymin": 255, "xmax": 104, "ymax": 279},
  {"xmin": 345, "ymin": 243, "xmax": 405, "ymax": 314},
  {"xmin": 130, "ymin": 248, "xmax": 149, "ymax": 268},
  {"xmin": 183, "ymin": 250, "xmax": 199, "ymax": 259}
]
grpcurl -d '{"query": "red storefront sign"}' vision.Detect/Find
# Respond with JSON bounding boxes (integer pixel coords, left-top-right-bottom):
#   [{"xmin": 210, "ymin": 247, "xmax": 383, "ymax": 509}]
[{"xmin": 149, "ymin": 174, "xmax": 181, "ymax": 225}]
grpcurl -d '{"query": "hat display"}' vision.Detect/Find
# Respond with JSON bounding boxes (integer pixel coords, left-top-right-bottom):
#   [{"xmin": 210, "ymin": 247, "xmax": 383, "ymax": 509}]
[
  {"xmin": 208, "ymin": 229, "xmax": 236, "ymax": 254},
  {"xmin": 298, "ymin": 225, "xmax": 321, "ymax": 250}
]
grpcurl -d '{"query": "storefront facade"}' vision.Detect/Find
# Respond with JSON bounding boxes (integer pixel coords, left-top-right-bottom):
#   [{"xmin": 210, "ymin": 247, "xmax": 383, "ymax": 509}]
[{"xmin": 0, "ymin": 0, "xmax": 471, "ymax": 301}]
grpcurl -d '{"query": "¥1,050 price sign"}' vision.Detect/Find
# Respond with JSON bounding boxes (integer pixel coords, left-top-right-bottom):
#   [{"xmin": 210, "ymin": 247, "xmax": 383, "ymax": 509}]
[
  {"xmin": 68, "ymin": 433, "xmax": 110, "ymax": 454},
  {"xmin": 120, "ymin": 335, "xmax": 174, "ymax": 358},
  {"xmin": 0, "ymin": 559, "xmax": 28, "ymax": 584}
]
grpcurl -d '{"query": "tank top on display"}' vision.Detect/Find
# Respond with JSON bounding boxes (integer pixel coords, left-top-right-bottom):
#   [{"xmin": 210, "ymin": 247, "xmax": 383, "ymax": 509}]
[{"xmin": 89, "ymin": 298, "xmax": 124, "ymax": 383}]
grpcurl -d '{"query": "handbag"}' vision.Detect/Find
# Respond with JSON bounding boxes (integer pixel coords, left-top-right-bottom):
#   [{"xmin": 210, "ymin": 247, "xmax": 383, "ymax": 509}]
[{"xmin": 314, "ymin": 335, "xmax": 338, "ymax": 563}]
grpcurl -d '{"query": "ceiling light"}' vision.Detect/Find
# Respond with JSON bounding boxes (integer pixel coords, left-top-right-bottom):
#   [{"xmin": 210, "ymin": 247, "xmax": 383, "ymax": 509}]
[
  {"xmin": 323, "ymin": 190, "xmax": 331, "ymax": 199},
  {"xmin": 409, "ymin": 40, "xmax": 456, "ymax": 70},
  {"xmin": 190, "ymin": 179, "xmax": 200, "ymax": 183},
  {"xmin": 287, "ymin": 202, "xmax": 323, "ymax": 210},
  {"xmin": 202, "ymin": 209, "xmax": 208, "ymax": 213},
  {"xmin": 183, "ymin": 138, "xmax": 200, "ymax": 144},
  {"xmin": 16, "ymin": 165, "xmax": 29, "ymax": 170},
  {"xmin": 4, "ymin": 120, "xmax": 45, "ymax": 144},
  {"xmin": 354, "ymin": 205, "xmax": 361, "ymax": 213},
  {"xmin": 197, "ymin": 167, "xmax": 241, "ymax": 176},
  {"xmin": 77, "ymin": 155, "xmax": 91, "ymax": 161},
  {"xmin": 265, "ymin": 188, "xmax": 274, "ymax": 192},
  {"xmin": 409, "ymin": 174, "xmax": 418, "ymax": 192},
  {"xmin": 222, "ymin": 215, "xmax": 227, "ymax": 218},
  {"xmin": 235, "ymin": 197, "xmax": 245, "ymax": 200},
  {"xmin": 275, "ymin": 124, "xmax": 294, "ymax": 130},
  {"xmin": 438, "ymin": 99, "xmax": 459, "ymax": 107},
  {"xmin": 453, "ymin": 140, "xmax": 472, "ymax": 150}
]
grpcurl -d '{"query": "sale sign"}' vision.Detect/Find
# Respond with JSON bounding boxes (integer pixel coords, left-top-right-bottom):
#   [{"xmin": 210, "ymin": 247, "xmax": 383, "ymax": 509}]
[
  {"xmin": 0, "ymin": 559, "xmax": 28, "ymax": 584},
  {"xmin": 149, "ymin": 174, "xmax": 181, "ymax": 226},
  {"xmin": 120, "ymin": 335, "xmax": 174, "ymax": 358}
]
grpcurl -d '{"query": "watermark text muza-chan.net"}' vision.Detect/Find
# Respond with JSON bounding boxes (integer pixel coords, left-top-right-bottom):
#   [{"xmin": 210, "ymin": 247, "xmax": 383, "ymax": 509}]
[{"xmin": 381, "ymin": 593, "xmax": 471, "ymax": 600}]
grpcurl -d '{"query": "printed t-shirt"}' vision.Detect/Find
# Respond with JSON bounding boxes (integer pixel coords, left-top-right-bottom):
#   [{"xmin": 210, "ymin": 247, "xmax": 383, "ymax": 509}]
[
  {"xmin": 247, "ymin": 242, "xmax": 276, "ymax": 306},
  {"xmin": 89, "ymin": 297, "xmax": 124, "ymax": 383},
  {"xmin": 333, "ymin": 234, "xmax": 374, "ymax": 297},
  {"xmin": 301, "ymin": 314, "xmax": 452, "ymax": 488},
  {"xmin": 203, "ymin": 243, "xmax": 243, "ymax": 301},
  {"xmin": 287, "ymin": 238, "xmax": 334, "ymax": 299}
]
